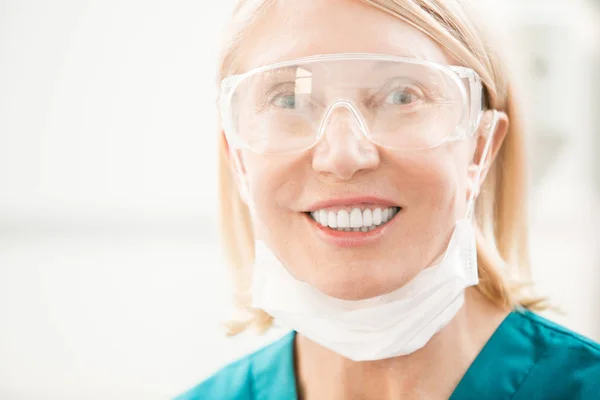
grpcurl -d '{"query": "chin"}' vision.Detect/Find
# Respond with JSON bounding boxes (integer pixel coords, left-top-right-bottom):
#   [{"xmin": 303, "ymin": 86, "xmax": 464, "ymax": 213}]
[{"xmin": 310, "ymin": 272, "xmax": 406, "ymax": 301}]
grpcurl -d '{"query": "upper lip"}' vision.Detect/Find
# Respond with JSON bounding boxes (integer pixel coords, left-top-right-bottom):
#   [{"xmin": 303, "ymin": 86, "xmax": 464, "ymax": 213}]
[{"xmin": 304, "ymin": 196, "xmax": 401, "ymax": 212}]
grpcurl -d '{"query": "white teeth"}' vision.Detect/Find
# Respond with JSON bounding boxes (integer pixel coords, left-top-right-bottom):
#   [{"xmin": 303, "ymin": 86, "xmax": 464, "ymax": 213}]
[
  {"xmin": 318, "ymin": 210, "xmax": 328, "ymax": 226},
  {"xmin": 363, "ymin": 209, "xmax": 372, "ymax": 226},
  {"xmin": 372, "ymin": 208, "xmax": 382, "ymax": 225},
  {"xmin": 349, "ymin": 208, "xmax": 362, "ymax": 228},
  {"xmin": 328, "ymin": 211, "xmax": 337, "ymax": 228},
  {"xmin": 310, "ymin": 206, "xmax": 399, "ymax": 231},
  {"xmin": 337, "ymin": 210, "xmax": 350, "ymax": 228}
]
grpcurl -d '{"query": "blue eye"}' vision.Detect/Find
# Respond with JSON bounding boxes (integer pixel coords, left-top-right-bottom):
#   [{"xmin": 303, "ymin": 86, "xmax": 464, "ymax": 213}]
[
  {"xmin": 272, "ymin": 94, "xmax": 296, "ymax": 109},
  {"xmin": 385, "ymin": 90, "xmax": 415, "ymax": 105}
]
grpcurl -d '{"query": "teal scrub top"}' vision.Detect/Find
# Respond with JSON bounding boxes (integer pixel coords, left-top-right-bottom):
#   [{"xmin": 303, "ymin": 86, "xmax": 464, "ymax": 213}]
[{"xmin": 175, "ymin": 309, "xmax": 600, "ymax": 399}]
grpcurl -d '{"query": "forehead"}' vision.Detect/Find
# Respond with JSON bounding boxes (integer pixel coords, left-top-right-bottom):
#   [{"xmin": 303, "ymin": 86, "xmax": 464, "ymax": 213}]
[{"xmin": 235, "ymin": 0, "xmax": 454, "ymax": 73}]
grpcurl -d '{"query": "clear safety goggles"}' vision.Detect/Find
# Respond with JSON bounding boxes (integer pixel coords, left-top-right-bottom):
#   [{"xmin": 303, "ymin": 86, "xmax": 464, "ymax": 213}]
[{"xmin": 220, "ymin": 53, "xmax": 484, "ymax": 154}]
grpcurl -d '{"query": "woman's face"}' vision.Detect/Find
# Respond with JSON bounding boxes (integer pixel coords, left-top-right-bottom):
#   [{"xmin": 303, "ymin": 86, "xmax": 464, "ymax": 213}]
[{"xmin": 231, "ymin": 0, "xmax": 488, "ymax": 300}]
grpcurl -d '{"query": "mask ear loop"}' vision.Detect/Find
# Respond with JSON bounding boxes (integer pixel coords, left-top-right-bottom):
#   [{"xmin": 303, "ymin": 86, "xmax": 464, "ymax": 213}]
[
  {"xmin": 465, "ymin": 110, "xmax": 499, "ymax": 221},
  {"xmin": 229, "ymin": 147, "xmax": 253, "ymax": 210}
]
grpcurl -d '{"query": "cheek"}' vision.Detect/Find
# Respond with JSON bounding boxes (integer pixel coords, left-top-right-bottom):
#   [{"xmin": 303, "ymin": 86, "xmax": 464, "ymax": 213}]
[
  {"xmin": 241, "ymin": 152, "xmax": 307, "ymax": 235},
  {"xmin": 396, "ymin": 151, "xmax": 462, "ymax": 213},
  {"xmin": 381, "ymin": 149, "xmax": 469, "ymax": 280}
]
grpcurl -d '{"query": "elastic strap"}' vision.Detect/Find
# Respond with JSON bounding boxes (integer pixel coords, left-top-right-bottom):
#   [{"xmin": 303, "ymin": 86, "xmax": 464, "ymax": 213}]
[{"xmin": 465, "ymin": 110, "xmax": 499, "ymax": 221}]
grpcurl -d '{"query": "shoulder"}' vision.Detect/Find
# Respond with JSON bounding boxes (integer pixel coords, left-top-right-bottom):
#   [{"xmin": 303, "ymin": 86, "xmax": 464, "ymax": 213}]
[
  {"xmin": 173, "ymin": 331, "xmax": 296, "ymax": 400},
  {"xmin": 510, "ymin": 309, "xmax": 600, "ymax": 399}
]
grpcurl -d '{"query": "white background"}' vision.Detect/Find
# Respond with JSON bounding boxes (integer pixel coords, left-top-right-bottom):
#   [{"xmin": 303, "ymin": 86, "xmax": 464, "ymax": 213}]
[{"xmin": 1, "ymin": 0, "xmax": 599, "ymax": 399}]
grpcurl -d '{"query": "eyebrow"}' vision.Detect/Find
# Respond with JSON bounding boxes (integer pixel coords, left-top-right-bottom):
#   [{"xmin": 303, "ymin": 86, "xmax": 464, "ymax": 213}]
[{"xmin": 243, "ymin": 50, "xmax": 440, "ymax": 74}]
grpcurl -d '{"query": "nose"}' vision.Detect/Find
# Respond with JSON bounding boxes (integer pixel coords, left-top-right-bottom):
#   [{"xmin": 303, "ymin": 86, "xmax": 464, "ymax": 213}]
[{"xmin": 311, "ymin": 101, "xmax": 380, "ymax": 180}]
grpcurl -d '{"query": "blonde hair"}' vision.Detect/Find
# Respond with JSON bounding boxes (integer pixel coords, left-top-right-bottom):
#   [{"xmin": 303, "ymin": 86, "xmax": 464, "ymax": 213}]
[{"xmin": 217, "ymin": 0, "xmax": 547, "ymax": 335}]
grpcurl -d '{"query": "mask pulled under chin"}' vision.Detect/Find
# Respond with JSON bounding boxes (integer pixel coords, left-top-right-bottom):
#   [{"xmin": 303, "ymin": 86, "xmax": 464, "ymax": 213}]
[{"xmin": 251, "ymin": 217, "xmax": 478, "ymax": 362}]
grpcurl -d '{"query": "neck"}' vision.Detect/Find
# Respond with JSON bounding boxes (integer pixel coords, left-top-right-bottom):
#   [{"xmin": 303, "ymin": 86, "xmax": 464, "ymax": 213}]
[{"xmin": 294, "ymin": 287, "xmax": 510, "ymax": 400}]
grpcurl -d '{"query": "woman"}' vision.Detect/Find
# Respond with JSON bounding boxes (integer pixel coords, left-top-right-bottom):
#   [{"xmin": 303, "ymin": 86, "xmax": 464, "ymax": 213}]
[{"xmin": 177, "ymin": 0, "xmax": 600, "ymax": 399}]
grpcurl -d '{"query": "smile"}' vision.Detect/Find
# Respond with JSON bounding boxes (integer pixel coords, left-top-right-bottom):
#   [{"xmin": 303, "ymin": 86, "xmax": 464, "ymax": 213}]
[{"xmin": 306, "ymin": 206, "xmax": 401, "ymax": 232}]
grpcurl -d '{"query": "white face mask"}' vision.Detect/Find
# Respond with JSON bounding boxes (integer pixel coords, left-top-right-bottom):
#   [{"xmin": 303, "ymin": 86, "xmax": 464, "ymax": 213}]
[{"xmin": 249, "ymin": 112, "xmax": 498, "ymax": 362}]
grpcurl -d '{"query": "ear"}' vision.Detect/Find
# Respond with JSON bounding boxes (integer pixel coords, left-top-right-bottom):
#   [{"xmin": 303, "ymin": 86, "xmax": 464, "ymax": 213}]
[
  {"xmin": 221, "ymin": 130, "xmax": 250, "ymax": 204},
  {"xmin": 467, "ymin": 110, "xmax": 509, "ymax": 199}
]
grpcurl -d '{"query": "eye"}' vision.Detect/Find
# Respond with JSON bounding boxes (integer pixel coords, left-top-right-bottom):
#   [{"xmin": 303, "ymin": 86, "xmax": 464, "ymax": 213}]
[
  {"xmin": 272, "ymin": 94, "xmax": 296, "ymax": 109},
  {"xmin": 384, "ymin": 88, "xmax": 418, "ymax": 105}
]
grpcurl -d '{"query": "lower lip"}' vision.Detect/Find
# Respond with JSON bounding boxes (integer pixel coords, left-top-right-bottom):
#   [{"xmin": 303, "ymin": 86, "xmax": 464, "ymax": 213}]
[{"xmin": 304, "ymin": 210, "xmax": 400, "ymax": 248}]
